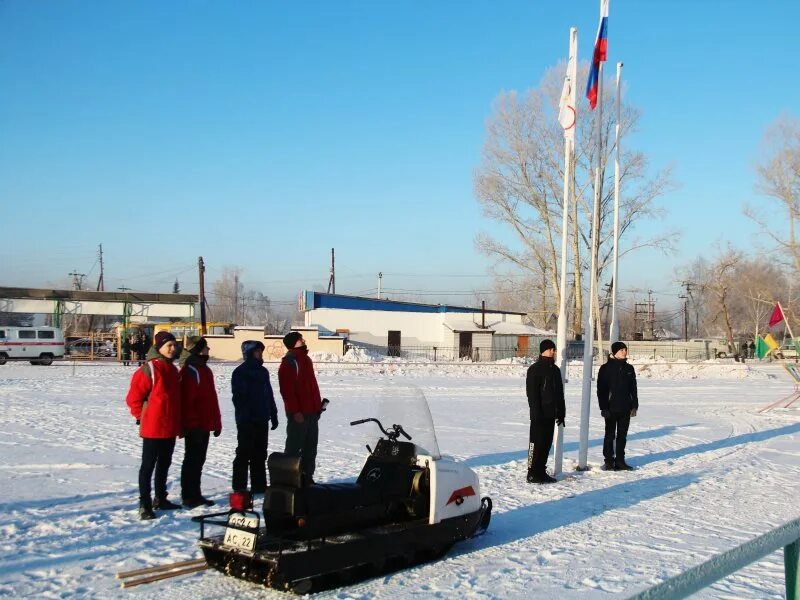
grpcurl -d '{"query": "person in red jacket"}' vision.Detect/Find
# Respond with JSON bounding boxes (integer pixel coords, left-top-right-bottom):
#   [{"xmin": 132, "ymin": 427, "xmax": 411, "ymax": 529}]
[
  {"xmin": 125, "ymin": 331, "xmax": 182, "ymax": 520},
  {"xmin": 179, "ymin": 336, "xmax": 222, "ymax": 508},
  {"xmin": 278, "ymin": 331, "xmax": 324, "ymax": 485}
]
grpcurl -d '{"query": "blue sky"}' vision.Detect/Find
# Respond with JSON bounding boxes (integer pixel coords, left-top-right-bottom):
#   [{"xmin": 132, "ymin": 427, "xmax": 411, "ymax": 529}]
[{"xmin": 1, "ymin": 0, "xmax": 797, "ymax": 309}]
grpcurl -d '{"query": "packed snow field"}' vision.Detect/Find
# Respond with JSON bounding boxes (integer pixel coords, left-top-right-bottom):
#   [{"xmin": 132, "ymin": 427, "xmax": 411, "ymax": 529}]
[{"xmin": 0, "ymin": 359, "xmax": 798, "ymax": 599}]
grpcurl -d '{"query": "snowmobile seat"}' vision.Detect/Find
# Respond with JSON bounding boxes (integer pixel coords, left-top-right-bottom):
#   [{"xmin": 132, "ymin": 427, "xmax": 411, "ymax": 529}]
[{"xmin": 267, "ymin": 453, "xmax": 304, "ymax": 488}]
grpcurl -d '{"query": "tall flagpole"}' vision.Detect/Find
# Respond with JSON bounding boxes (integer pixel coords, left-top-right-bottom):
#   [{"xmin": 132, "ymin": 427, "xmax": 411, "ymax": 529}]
[
  {"xmin": 609, "ymin": 61, "xmax": 623, "ymax": 347},
  {"xmin": 578, "ymin": 0, "xmax": 608, "ymax": 471},
  {"xmin": 554, "ymin": 26, "xmax": 578, "ymax": 477}
]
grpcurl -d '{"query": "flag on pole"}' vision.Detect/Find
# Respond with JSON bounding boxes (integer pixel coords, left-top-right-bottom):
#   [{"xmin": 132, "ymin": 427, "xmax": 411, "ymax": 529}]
[
  {"xmin": 755, "ymin": 335, "xmax": 768, "ymax": 359},
  {"xmin": 558, "ymin": 51, "xmax": 577, "ymax": 142},
  {"xmin": 764, "ymin": 333, "xmax": 780, "ymax": 353},
  {"xmin": 586, "ymin": 0, "xmax": 609, "ymax": 109},
  {"xmin": 558, "ymin": 72, "xmax": 575, "ymax": 139},
  {"xmin": 769, "ymin": 303, "xmax": 784, "ymax": 328}
]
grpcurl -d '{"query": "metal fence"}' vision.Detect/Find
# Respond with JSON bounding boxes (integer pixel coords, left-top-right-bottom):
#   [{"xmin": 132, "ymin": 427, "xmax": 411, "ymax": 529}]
[
  {"xmin": 348, "ymin": 342, "xmax": 596, "ymax": 363},
  {"xmin": 628, "ymin": 516, "xmax": 799, "ymax": 599},
  {"xmin": 348, "ymin": 341, "xmax": 752, "ymax": 363}
]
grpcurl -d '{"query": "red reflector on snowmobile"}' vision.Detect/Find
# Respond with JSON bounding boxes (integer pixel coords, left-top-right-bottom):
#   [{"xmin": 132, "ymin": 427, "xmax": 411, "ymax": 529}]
[
  {"xmin": 229, "ymin": 491, "xmax": 251, "ymax": 511},
  {"xmin": 446, "ymin": 485, "xmax": 476, "ymax": 506},
  {"xmin": 297, "ymin": 517, "xmax": 306, "ymax": 527}
]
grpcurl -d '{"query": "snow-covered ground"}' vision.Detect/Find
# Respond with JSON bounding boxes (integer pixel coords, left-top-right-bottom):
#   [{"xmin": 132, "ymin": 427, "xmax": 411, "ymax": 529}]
[{"xmin": 0, "ymin": 359, "xmax": 798, "ymax": 598}]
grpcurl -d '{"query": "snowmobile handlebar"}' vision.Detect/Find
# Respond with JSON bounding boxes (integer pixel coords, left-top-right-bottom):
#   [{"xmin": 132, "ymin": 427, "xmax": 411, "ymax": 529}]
[{"xmin": 349, "ymin": 418, "xmax": 412, "ymax": 442}]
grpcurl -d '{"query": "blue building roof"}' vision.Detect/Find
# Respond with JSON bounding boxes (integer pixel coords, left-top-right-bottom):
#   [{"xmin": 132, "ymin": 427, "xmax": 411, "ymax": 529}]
[{"xmin": 303, "ymin": 291, "xmax": 525, "ymax": 316}]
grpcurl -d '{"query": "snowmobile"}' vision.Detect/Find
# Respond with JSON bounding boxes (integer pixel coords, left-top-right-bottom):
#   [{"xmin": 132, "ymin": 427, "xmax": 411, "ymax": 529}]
[{"xmin": 192, "ymin": 385, "xmax": 492, "ymax": 594}]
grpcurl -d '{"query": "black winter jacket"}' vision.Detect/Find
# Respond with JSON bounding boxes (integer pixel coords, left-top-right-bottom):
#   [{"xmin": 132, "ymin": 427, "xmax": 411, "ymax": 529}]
[
  {"xmin": 597, "ymin": 358, "xmax": 639, "ymax": 413},
  {"xmin": 526, "ymin": 356, "xmax": 566, "ymax": 421},
  {"xmin": 231, "ymin": 357, "xmax": 278, "ymax": 425}
]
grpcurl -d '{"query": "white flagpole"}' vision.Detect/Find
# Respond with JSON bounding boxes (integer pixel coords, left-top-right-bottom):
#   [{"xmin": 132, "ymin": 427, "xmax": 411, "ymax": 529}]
[
  {"xmin": 554, "ymin": 26, "xmax": 578, "ymax": 477},
  {"xmin": 778, "ymin": 302, "xmax": 796, "ymax": 340},
  {"xmin": 578, "ymin": 0, "xmax": 607, "ymax": 471},
  {"xmin": 609, "ymin": 61, "xmax": 623, "ymax": 347}
]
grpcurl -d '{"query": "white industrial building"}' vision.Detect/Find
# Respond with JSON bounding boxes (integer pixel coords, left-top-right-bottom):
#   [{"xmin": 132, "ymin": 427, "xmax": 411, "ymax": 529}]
[{"xmin": 302, "ymin": 292, "xmax": 552, "ymax": 361}]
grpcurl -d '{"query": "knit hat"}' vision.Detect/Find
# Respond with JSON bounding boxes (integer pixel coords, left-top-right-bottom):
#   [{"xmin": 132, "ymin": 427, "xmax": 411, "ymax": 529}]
[
  {"xmin": 283, "ymin": 331, "xmax": 303, "ymax": 350},
  {"xmin": 611, "ymin": 341, "xmax": 628, "ymax": 356},
  {"xmin": 241, "ymin": 340, "xmax": 265, "ymax": 360},
  {"xmin": 154, "ymin": 331, "xmax": 176, "ymax": 350},
  {"xmin": 539, "ymin": 339, "xmax": 556, "ymax": 353},
  {"xmin": 185, "ymin": 336, "xmax": 208, "ymax": 354}
]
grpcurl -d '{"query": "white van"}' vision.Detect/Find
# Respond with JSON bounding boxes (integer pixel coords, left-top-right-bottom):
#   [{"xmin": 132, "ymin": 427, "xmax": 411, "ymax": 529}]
[{"xmin": 0, "ymin": 326, "xmax": 65, "ymax": 365}]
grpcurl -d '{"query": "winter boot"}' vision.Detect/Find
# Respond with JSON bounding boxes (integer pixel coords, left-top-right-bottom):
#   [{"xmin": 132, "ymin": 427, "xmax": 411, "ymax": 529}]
[
  {"xmin": 153, "ymin": 497, "xmax": 182, "ymax": 510},
  {"xmin": 527, "ymin": 471, "xmax": 556, "ymax": 484},
  {"xmin": 615, "ymin": 459, "xmax": 634, "ymax": 471},
  {"xmin": 139, "ymin": 501, "xmax": 156, "ymax": 520},
  {"xmin": 198, "ymin": 495, "xmax": 215, "ymax": 507},
  {"xmin": 181, "ymin": 497, "xmax": 205, "ymax": 509},
  {"xmin": 603, "ymin": 459, "xmax": 616, "ymax": 471}
]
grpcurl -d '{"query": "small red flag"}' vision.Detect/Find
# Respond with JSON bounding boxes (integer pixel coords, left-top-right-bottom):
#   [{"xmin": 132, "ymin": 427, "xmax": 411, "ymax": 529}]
[{"xmin": 769, "ymin": 304, "xmax": 784, "ymax": 328}]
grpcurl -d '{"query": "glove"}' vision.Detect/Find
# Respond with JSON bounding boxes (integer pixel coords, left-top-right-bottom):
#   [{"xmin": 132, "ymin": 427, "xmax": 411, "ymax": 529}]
[
  {"xmin": 631, "ymin": 408, "xmax": 638, "ymax": 417},
  {"xmin": 213, "ymin": 429, "xmax": 221, "ymax": 437},
  {"xmin": 136, "ymin": 419, "xmax": 140, "ymax": 425},
  {"xmin": 601, "ymin": 410, "xmax": 610, "ymax": 419},
  {"xmin": 556, "ymin": 418, "xmax": 565, "ymax": 427},
  {"xmin": 270, "ymin": 418, "xmax": 279, "ymax": 431}
]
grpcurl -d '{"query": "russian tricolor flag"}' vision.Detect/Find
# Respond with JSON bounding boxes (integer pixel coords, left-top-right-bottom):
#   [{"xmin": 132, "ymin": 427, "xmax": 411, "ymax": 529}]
[{"xmin": 586, "ymin": 0, "xmax": 609, "ymax": 109}]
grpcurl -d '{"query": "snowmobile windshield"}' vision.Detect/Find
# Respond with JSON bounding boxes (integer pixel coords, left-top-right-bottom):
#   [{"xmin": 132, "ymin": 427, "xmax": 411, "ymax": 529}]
[{"xmin": 365, "ymin": 383, "xmax": 441, "ymax": 459}]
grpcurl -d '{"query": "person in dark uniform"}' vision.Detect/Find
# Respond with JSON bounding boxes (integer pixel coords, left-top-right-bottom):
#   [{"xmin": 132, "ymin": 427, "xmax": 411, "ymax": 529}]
[
  {"xmin": 525, "ymin": 339, "xmax": 565, "ymax": 484},
  {"xmin": 597, "ymin": 341, "xmax": 639, "ymax": 470}
]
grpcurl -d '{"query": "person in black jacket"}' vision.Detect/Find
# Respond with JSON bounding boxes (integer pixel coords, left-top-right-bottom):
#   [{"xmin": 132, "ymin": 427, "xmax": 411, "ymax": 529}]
[
  {"xmin": 597, "ymin": 341, "xmax": 638, "ymax": 470},
  {"xmin": 525, "ymin": 339, "xmax": 566, "ymax": 484},
  {"xmin": 231, "ymin": 340, "xmax": 279, "ymax": 494}
]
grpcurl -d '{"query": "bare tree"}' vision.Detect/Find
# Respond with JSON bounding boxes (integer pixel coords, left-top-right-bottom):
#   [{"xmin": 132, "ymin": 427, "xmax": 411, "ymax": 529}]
[
  {"xmin": 474, "ymin": 62, "xmax": 677, "ymax": 335},
  {"xmin": 698, "ymin": 247, "xmax": 742, "ymax": 354},
  {"xmin": 209, "ymin": 267, "xmax": 244, "ymax": 323},
  {"xmin": 746, "ymin": 114, "xmax": 800, "ymax": 273}
]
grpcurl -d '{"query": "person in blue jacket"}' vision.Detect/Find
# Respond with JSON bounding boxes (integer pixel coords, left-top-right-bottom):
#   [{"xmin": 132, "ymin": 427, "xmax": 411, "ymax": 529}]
[{"xmin": 231, "ymin": 340, "xmax": 279, "ymax": 493}]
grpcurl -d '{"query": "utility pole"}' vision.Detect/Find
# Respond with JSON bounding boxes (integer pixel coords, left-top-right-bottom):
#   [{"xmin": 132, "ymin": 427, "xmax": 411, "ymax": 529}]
[
  {"xmin": 377, "ymin": 272, "xmax": 383, "ymax": 298},
  {"xmin": 679, "ymin": 293, "xmax": 689, "ymax": 341},
  {"xmin": 647, "ymin": 289, "xmax": 656, "ymax": 340},
  {"xmin": 69, "ymin": 270, "xmax": 86, "ymax": 291},
  {"xmin": 117, "ymin": 285, "xmax": 131, "ymax": 293},
  {"xmin": 198, "ymin": 256, "xmax": 207, "ymax": 335},
  {"xmin": 327, "ymin": 248, "xmax": 336, "ymax": 294},
  {"xmin": 233, "ymin": 272, "xmax": 239, "ymax": 324},
  {"xmin": 96, "ymin": 244, "xmax": 105, "ymax": 291}
]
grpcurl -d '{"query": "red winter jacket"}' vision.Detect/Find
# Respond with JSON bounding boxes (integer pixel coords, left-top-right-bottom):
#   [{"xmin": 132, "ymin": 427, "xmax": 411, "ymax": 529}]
[
  {"xmin": 126, "ymin": 350, "xmax": 182, "ymax": 439},
  {"xmin": 278, "ymin": 347, "xmax": 322, "ymax": 415},
  {"xmin": 180, "ymin": 357, "xmax": 222, "ymax": 433}
]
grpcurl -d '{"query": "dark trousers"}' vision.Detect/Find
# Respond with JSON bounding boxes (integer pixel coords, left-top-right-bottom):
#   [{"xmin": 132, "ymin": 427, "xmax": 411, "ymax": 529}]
[
  {"xmin": 285, "ymin": 413, "xmax": 319, "ymax": 482},
  {"xmin": 181, "ymin": 429, "xmax": 210, "ymax": 501},
  {"xmin": 139, "ymin": 437, "xmax": 176, "ymax": 505},
  {"xmin": 232, "ymin": 422, "xmax": 268, "ymax": 493},
  {"xmin": 603, "ymin": 411, "xmax": 631, "ymax": 462},
  {"xmin": 528, "ymin": 418, "xmax": 556, "ymax": 475}
]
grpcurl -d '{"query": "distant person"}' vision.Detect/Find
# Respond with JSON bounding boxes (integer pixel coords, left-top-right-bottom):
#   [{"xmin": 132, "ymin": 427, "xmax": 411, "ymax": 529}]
[
  {"xmin": 279, "ymin": 332, "xmax": 325, "ymax": 486},
  {"xmin": 597, "ymin": 341, "xmax": 639, "ymax": 471},
  {"xmin": 231, "ymin": 341, "xmax": 279, "ymax": 494},
  {"xmin": 121, "ymin": 335, "xmax": 132, "ymax": 366},
  {"xmin": 125, "ymin": 331, "xmax": 182, "ymax": 520},
  {"xmin": 179, "ymin": 336, "xmax": 222, "ymax": 508},
  {"xmin": 749, "ymin": 341, "xmax": 755, "ymax": 359},
  {"xmin": 525, "ymin": 339, "xmax": 565, "ymax": 484}
]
